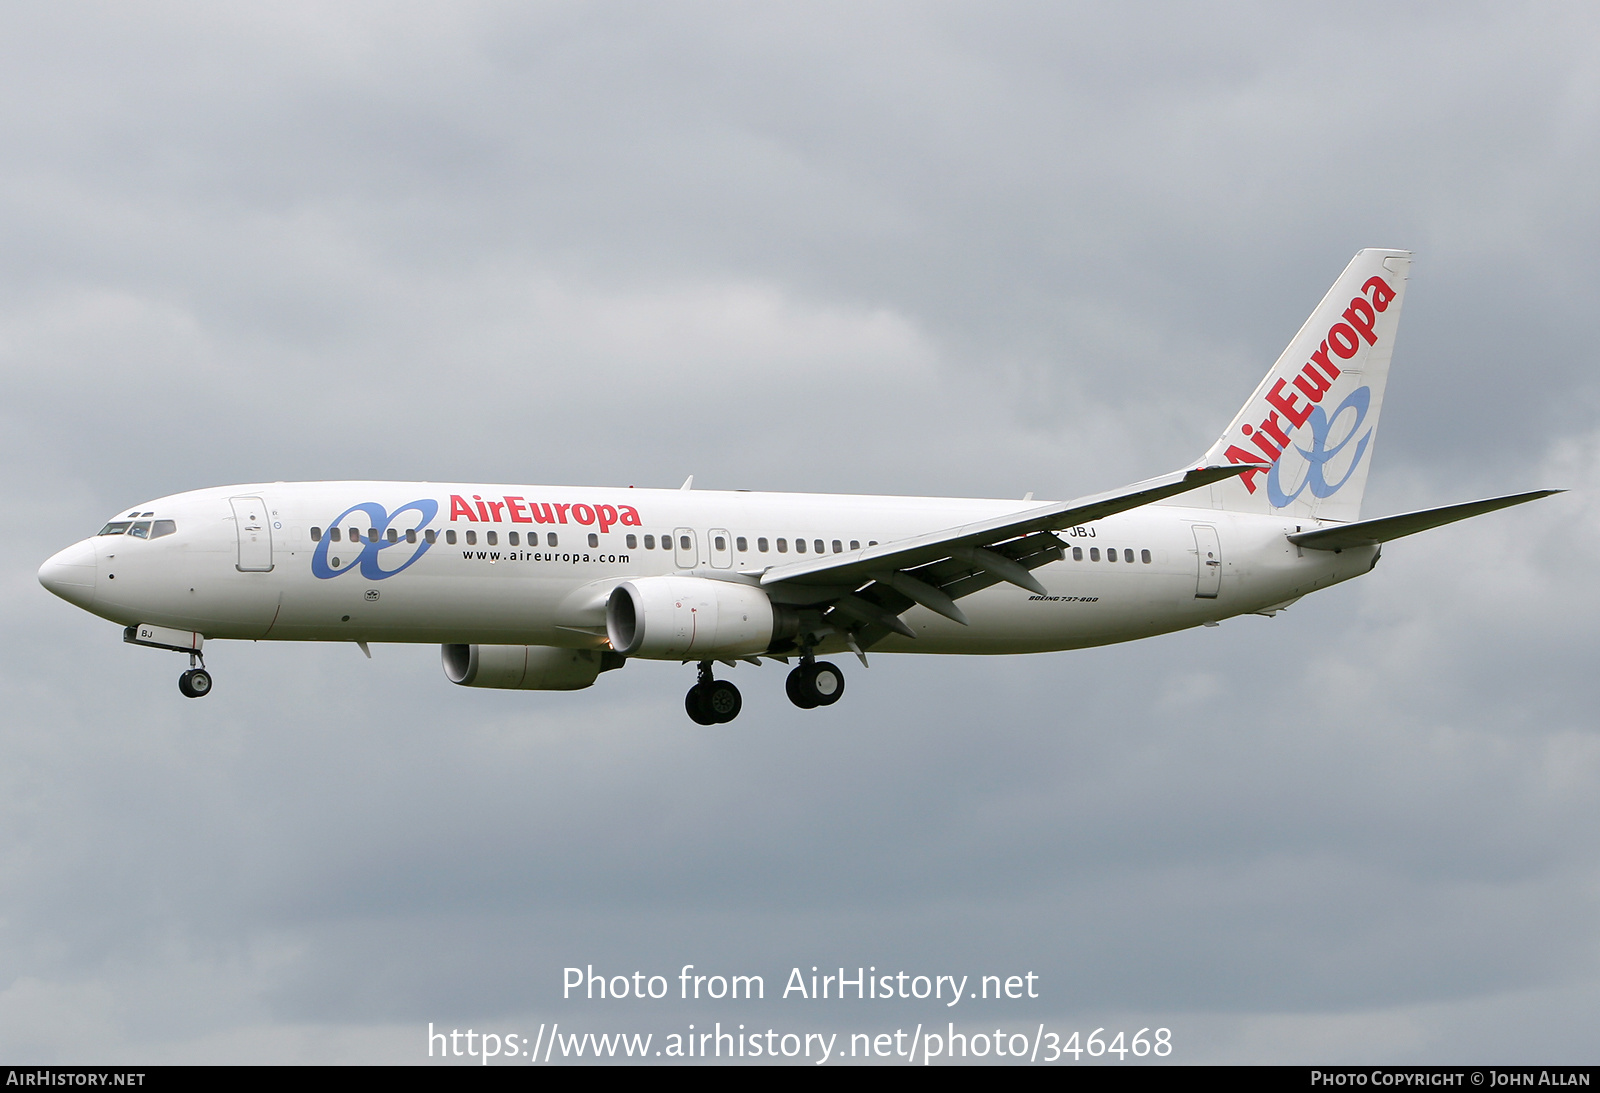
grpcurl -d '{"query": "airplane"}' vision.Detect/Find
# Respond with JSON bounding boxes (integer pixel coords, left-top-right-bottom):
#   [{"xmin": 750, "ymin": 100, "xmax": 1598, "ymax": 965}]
[{"xmin": 38, "ymin": 249, "xmax": 1558, "ymax": 724}]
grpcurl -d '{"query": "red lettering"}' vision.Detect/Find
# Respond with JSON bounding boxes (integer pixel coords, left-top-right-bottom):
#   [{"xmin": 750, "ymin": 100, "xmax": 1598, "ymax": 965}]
[
  {"xmin": 1310, "ymin": 341, "xmax": 1341, "ymax": 382},
  {"xmin": 1249, "ymin": 431, "xmax": 1282, "ymax": 461},
  {"xmin": 1293, "ymin": 362, "xmax": 1333, "ymax": 403},
  {"xmin": 529, "ymin": 503, "xmax": 554, "ymax": 523},
  {"xmin": 504, "ymin": 496, "xmax": 531, "ymax": 522},
  {"xmin": 1327, "ymin": 323, "xmax": 1361, "ymax": 359},
  {"xmin": 571, "ymin": 504, "xmax": 595, "ymax": 525},
  {"xmin": 619, "ymin": 506, "xmax": 641, "ymax": 527},
  {"xmin": 1266, "ymin": 379, "xmax": 1312, "ymax": 428},
  {"xmin": 487, "ymin": 500, "xmax": 506, "ymax": 522},
  {"xmin": 1257, "ymin": 410, "xmax": 1291, "ymax": 447},
  {"xmin": 1221, "ymin": 446, "xmax": 1266, "ymax": 493},
  {"xmin": 596, "ymin": 504, "xmax": 618, "ymax": 533},
  {"xmin": 1342, "ymin": 296, "xmax": 1377, "ymax": 345},
  {"xmin": 1363, "ymin": 275, "xmax": 1395, "ymax": 311},
  {"xmin": 475, "ymin": 501, "xmax": 490, "ymax": 521},
  {"xmin": 449, "ymin": 495, "xmax": 476, "ymax": 521},
  {"xmin": 553, "ymin": 503, "xmax": 572, "ymax": 524}
]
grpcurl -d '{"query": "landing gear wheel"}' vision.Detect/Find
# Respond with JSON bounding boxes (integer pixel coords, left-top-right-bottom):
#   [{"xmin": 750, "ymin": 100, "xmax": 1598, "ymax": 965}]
[
  {"xmin": 685, "ymin": 684, "xmax": 717, "ymax": 725},
  {"xmin": 786, "ymin": 666, "xmax": 820, "ymax": 709},
  {"xmin": 178, "ymin": 668, "xmax": 213, "ymax": 699},
  {"xmin": 704, "ymin": 680, "xmax": 742, "ymax": 723},
  {"xmin": 809, "ymin": 661, "xmax": 845, "ymax": 706}
]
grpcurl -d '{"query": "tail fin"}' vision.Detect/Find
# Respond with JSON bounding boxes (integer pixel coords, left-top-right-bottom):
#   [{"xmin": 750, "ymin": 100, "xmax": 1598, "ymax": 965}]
[{"xmin": 1201, "ymin": 248, "xmax": 1412, "ymax": 522}]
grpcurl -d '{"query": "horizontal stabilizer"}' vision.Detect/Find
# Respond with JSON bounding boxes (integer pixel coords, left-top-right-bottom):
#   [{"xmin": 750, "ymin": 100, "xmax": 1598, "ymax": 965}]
[{"xmin": 1287, "ymin": 490, "xmax": 1562, "ymax": 551}]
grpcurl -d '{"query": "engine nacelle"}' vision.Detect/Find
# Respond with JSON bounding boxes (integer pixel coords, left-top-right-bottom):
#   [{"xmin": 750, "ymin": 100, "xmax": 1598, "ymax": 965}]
[
  {"xmin": 441, "ymin": 644, "xmax": 618, "ymax": 690},
  {"xmin": 606, "ymin": 576, "xmax": 778, "ymax": 659}
]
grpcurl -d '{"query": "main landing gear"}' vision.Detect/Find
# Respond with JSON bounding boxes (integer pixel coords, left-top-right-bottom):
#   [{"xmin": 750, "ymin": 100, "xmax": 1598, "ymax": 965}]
[
  {"xmin": 178, "ymin": 652, "xmax": 212, "ymax": 699},
  {"xmin": 785, "ymin": 657, "xmax": 844, "ymax": 710},
  {"xmin": 686, "ymin": 661, "xmax": 742, "ymax": 725},
  {"xmin": 681, "ymin": 654, "xmax": 847, "ymax": 723}
]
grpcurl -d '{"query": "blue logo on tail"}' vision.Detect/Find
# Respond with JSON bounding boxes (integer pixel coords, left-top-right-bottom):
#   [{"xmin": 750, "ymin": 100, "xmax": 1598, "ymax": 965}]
[{"xmin": 1267, "ymin": 387, "xmax": 1374, "ymax": 508}]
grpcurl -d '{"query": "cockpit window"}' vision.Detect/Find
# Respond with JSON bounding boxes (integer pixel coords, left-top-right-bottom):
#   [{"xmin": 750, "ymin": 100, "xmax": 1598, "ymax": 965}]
[
  {"xmin": 151, "ymin": 520, "xmax": 176, "ymax": 539},
  {"xmin": 128, "ymin": 521, "xmax": 152, "ymax": 539},
  {"xmin": 98, "ymin": 522, "xmax": 132, "ymax": 536}
]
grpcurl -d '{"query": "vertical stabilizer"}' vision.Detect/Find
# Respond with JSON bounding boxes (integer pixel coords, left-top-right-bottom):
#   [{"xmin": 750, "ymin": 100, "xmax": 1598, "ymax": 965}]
[{"xmin": 1200, "ymin": 249, "xmax": 1411, "ymax": 522}]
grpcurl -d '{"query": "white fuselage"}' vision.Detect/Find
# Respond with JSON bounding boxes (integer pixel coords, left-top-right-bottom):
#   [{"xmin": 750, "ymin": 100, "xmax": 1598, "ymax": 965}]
[{"xmin": 40, "ymin": 481, "xmax": 1378, "ymax": 658}]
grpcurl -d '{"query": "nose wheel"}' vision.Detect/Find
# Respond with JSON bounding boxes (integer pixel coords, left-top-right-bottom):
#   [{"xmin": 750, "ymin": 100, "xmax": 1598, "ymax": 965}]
[
  {"xmin": 686, "ymin": 662, "xmax": 741, "ymax": 725},
  {"xmin": 786, "ymin": 659, "xmax": 844, "ymax": 709},
  {"xmin": 178, "ymin": 668, "xmax": 213, "ymax": 698},
  {"xmin": 178, "ymin": 651, "xmax": 213, "ymax": 699}
]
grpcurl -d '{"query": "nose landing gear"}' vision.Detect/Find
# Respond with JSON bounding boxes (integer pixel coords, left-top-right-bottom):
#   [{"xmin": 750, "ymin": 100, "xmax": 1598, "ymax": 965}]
[
  {"xmin": 177, "ymin": 652, "xmax": 212, "ymax": 699},
  {"xmin": 785, "ymin": 657, "xmax": 844, "ymax": 709},
  {"xmin": 686, "ymin": 661, "xmax": 742, "ymax": 725}
]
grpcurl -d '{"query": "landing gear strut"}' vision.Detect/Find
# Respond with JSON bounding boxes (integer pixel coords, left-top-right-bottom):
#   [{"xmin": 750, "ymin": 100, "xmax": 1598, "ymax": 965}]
[
  {"xmin": 685, "ymin": 661, "xmax": 742, "ymax": 725},
  {"xmin": 178, "ymin": 651, "xmax": 212, "ymax": 699},
  {"xmin": 785, "ymin": 655, "xmax": 844, "ymax": 710}
]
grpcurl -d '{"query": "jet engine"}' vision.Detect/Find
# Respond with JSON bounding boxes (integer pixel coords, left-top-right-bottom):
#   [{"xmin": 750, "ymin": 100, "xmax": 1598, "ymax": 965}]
[
  {"xmin": 606, "ymin": 576, "xmax": 790, "ymax": 659},
  {"xmin": 441, "ymin": 644, "xmax": 621, "ymax": 690}
]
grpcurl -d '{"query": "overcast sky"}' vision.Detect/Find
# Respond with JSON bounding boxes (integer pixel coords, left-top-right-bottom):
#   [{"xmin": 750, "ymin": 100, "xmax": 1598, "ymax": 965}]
[{"xmin": 3, "ymin": 1, "xmax": 1598, "ymax": 1065}]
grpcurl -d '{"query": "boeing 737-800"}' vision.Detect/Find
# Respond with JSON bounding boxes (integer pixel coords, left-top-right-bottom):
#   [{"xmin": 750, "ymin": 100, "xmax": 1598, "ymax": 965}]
[{"xmin": 38, "ymin": 250, "xmax": 1557, "ymax": 723}]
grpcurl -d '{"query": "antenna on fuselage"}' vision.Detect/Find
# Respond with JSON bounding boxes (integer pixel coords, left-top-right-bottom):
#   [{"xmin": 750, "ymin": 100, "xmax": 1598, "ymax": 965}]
[{"xmin": 680, "ymin": 475, "xmax": 694, "ymax": 490}]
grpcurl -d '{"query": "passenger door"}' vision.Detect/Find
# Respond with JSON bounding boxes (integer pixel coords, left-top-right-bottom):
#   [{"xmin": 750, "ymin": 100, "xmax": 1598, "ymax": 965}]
[
  {"xmin": 230, "ymin": 496, "xmax": 274, "ymax": 572},
  {"xmin": 673, "ymin": 527, "xmax": 698, "ymax": 570},
  {"xmin": 1192, "ymin": 524, "xmax": 1221, "ymax": 598},
  {"xmin": 708, "ymin": 528, "xmax": 733, "ymax": 569}
]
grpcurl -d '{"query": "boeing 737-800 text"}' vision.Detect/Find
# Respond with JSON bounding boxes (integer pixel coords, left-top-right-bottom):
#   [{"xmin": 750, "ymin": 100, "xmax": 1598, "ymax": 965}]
[{"xmin": 38, "ymin": 250, "xmax": 1557, "ymax": 723}]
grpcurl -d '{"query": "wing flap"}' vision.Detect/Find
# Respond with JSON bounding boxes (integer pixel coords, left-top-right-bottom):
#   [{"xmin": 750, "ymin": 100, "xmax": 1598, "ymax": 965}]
[{"xmin": 1286, "ymin": 490, "xmax": 1562, "ymax": 551}]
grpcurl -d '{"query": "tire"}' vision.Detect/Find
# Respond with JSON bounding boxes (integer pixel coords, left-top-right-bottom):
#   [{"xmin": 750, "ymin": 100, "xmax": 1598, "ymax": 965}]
[
  {"xmin": 705, "ymin": 680, "xmax": 742, "ymax": 723},
  {"xmin": 810, "ymin": 661, "xmax": 845, "ymax": 706},
  {"xmin": 685, "ymin": 684, "xmax": 717, "ymax": 725},
  {"xmin": 178, "ymin": 668, "xmax": 212, "ymax": 699},
  {"xmin": 785, "ymin": 665, "xmax": 820, "ymax": 709}
]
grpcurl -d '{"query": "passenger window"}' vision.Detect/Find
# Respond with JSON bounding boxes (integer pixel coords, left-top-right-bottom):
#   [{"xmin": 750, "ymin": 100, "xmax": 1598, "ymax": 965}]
[
  {"xmin": 1108, "ymin": 548, "xmax": 1117, "ymax": 562},
  {"xmin": 368, "ymin": 528, "xmax": 378, "ymax": 542},
  {"xmin": 626, "ymin": 534, "xmax": 638, "ymax": 549},
  {"xmin": 1141, "ymin": 549, "xmax": 1151, "ymax": 564},
  {"xmin": 777, "ymin": 538, "xmax": 788, "ymax": 553},
  {"xmin": 425, "ymin": 530, "xmax": 437, "ymax": 544},
  {"xmin": 490, "ymin": 531, "xmax": 502, "ymax": 546},
  {"xmin": 466, "ymin": 531, "xmax": 477, "ymax": 545},
  {"xmin": 547, "ymin": 533, "xmax": 558, "ymax": 547},
  {"xmin": 588, "ymin": 533, "xmax": 599, "ymax": 548},
  {"xmin": 796, "ymin": 539, "xmax": 807, "ymax": 554},
  {"xmin": 446, "ymin": 530, "xmax": 456, "ymax": 545},
  {"xmin": 814, "ymin": 540, "xmax": 824, "ymax": 554},
  {"xmin": 1090, "ymin": 547, "xmax": 1100, "ymax": 561},
  {"xmin": 758, "ymin": 537, "xmax": 769, "ymax": 552},
  {"xmin": 644, "ymin": 534, "xmax": 655, "ymax": 549},
  {"xmin": 679, "ymin": 535, "xmax": 691, "ymax": 551},
  {"xmin": 329, "ymin": 527, "xmax": 341, "ymax": 542},
  {"xmin": 832, "ymin": 540, "xmax": 842, "ymax": 553},
  {"xmin": 509, "ymin": 531, "xmax": 519, "ymax": 546},
  {"xmin": 387, "ymin": 528, "xmax": 399, "ymax": 543},
  {"xmin": 1125, "ymin": 549, "xmax": 1134, "ymax": 563},
  {"xmin": 151, "ymin": 520, "xmax": 176, "ymax": 539},
  {"xmin": 1073, "ymin": 546, "xmax": 1083, "ymax": 561},
  {"xmin": 736, "ymin": 536, "xmax": 747, "ymax": 552},
  {"xmin": 311, "ymin": 527, "xmax": 323, "ymax": 542},
  {"xmin": 868, "ymin": 541, "xmax": 878, "ymax": 547},
  {"xmin": 714, "ymin": 535, "xmax": 726, "ymax": 551},
  {"xmin": 850, "ymin": 540, "xmax": 860, "ymax": 551},
  {"xmin": 349, "ymin": 528, "xmax": 359, "ymax": 542},
  {"xmin": 128, "ymin": 520, "xmax": 152, "ymax": 539}
]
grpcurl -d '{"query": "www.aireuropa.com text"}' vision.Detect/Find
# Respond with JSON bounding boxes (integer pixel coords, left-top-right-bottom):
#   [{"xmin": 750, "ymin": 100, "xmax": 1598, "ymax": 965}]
[{"xmin": 428, "ymin": 1023, "xmax": 1173, "ymax": 1064}]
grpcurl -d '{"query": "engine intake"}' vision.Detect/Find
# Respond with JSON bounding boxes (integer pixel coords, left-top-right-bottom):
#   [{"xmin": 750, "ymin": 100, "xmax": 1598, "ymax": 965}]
[
  {"xmin": 606, "ymin": 576, "xmax": 782, "ymax": 659},
  {"xmin": 441, "ymin": 644, "xmax": 621, "ymax": 690}
]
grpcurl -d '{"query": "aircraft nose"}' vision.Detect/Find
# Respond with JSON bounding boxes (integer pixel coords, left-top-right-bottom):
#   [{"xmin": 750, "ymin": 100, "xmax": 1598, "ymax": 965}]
[{"xmin": 38, "ymin": 539, "xmax": 97, "ymax": 608}]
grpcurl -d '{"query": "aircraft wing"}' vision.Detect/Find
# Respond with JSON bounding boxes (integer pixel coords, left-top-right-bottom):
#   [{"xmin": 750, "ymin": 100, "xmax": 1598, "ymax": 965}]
[
  {"xmin": 756, "ymin": 464, "xmax": 1263, "ymax": 644},
  {"xmin": 1286, "ymin": 490, "xmax": 1562, "ymax": 552}
]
